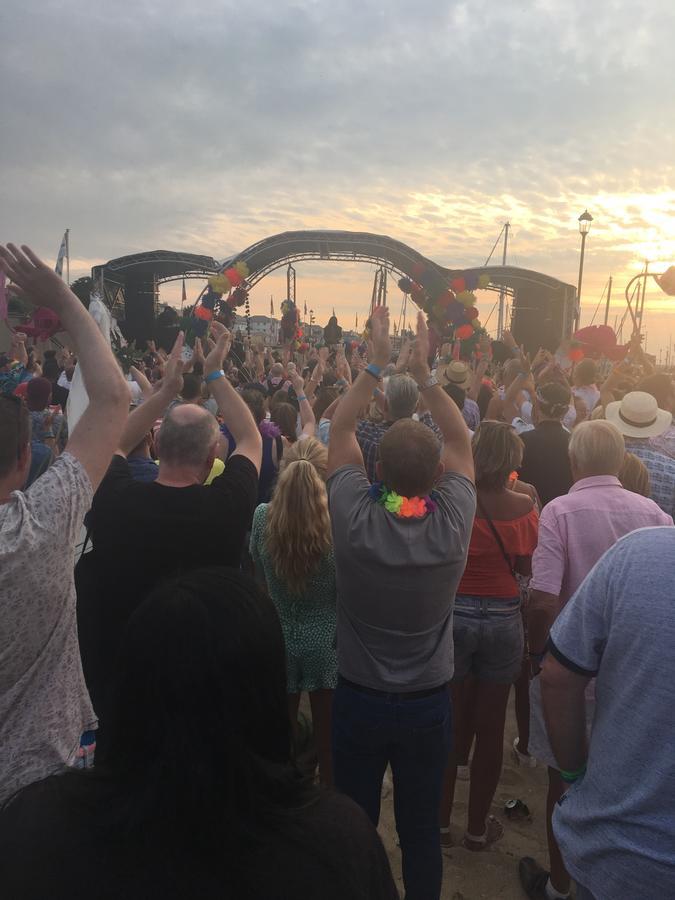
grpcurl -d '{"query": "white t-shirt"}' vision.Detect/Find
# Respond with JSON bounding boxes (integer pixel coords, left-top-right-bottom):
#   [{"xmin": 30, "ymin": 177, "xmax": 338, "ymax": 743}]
[{"xmin": 0, "ymin": 453, "xmax": 96, "ymax": 803}]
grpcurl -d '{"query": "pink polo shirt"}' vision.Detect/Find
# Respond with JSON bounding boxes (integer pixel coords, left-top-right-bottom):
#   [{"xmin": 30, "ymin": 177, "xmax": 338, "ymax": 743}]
[{"xmin": 530, "ymin": 475, "xmax": 673, "ymax": 608}]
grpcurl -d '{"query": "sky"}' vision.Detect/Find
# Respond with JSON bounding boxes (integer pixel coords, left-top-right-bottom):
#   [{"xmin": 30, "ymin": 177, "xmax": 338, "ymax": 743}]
[{"xmin": 2, "ymin": 0, "xmax": 675, "ymax": 356}]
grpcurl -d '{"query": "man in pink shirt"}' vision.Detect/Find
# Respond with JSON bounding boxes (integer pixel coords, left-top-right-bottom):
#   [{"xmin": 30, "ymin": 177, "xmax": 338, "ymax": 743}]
[{"xmin": 519, "ymin": 420, "xmax": 672, "ymax": 900}]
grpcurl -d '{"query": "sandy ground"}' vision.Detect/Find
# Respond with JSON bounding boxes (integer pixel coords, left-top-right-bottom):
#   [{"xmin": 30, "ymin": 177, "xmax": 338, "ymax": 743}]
[{"xmin": 378, "ymin": 694, "xmax": 549, "ymax": 900}]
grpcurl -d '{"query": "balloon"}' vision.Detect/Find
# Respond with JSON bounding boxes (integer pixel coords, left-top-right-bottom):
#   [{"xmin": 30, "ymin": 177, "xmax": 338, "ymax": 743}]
[
  {"xmin": 478, "ymin": 273, "xmax": 491, "ymax": 289},
  {"xmin": 234, "ymin": 261, "xmax": 250, "ymax": 279},
  {"xmin": 451, "ymin": 277, "xmax": 466, "ymax": 293},
  {"xmin": 398, "ymin": 277, "xmax": 413, "ymax": 293},
  {"xmin": 457, "ymin": 290, "xmax": 476, "ymax": 307},
  {"xmin": 456, "ymin": 324, "xmax": 474, "ymax": 340},
  {"xmin": 225, "ymin": 267, "xmax": 243, "ymax": 287},
  {"xmin": 208, "ymin": 274, "xmax": 231, "ymax": 294},
  {"xmin": 464, "ymin": 273, "xmax": 479, "ymax": 291}
]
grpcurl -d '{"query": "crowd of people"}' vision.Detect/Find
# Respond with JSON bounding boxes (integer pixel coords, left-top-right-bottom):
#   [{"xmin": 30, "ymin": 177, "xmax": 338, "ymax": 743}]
[{"xmin": 1, "ymin": 243, "xmax": 674, "ymax": 900}]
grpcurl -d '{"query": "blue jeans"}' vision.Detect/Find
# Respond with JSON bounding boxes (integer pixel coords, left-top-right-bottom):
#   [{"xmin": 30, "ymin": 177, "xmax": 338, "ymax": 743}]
[{"xmin": 332, "ymin": 678, "xmax": 452, "ymax": 900}]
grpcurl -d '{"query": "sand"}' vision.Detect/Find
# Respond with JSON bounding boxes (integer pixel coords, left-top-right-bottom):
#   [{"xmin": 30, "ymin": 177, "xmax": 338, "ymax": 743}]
[{"xmin": 378, "ymin": 695, "xmax": 549, "ymax": 900}]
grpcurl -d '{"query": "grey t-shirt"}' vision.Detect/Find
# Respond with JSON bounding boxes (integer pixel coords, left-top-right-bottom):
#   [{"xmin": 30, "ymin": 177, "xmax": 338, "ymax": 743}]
[
  {"xmin": 0, "ymin": 453, "xmax": 96, "ymax": 804},
  {"xmin": 550, "ymin": 526, "xmax": 675, "ymax": 898},
  {"xmin": 327, "ymin": 465, "xmax": 475, "ymax": 692}
]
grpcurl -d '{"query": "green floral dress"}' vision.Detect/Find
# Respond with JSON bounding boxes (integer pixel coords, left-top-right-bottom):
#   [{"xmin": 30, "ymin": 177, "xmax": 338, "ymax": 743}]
[{"xmin": 250, "ymin": 504, "xmax": 338, "ymax": 693}]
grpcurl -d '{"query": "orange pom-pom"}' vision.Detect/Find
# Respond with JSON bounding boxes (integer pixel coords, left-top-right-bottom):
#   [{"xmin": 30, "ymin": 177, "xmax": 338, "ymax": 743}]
[{"xmin": 194, "ymin": 305, "xmax": 213, "ymax": 321}]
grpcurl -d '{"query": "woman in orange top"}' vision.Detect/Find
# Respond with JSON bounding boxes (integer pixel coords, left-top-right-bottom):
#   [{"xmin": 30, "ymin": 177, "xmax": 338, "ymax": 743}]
[{"xmin": 440, "ymin": 421, "xmax": 539, "ymax": 851}]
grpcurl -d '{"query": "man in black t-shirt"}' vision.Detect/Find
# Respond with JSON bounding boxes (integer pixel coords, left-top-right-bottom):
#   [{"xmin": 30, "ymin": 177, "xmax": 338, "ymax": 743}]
[
  {"xmin": 77, "ymin": 327, "xmax": 262, "ymax": 731},
  {"xmin": 519, "ymin": 382, "xmax": 574, "ymax": 508}
]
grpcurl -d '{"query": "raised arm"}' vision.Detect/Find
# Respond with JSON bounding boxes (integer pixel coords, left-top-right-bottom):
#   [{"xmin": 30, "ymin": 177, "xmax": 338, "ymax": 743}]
[
  {"xmin": 0, "ymin": 244, "xmax": 129, "ymax": 490},
  {"xmin": 408, "ymin": 312, "xmax": 474, "ymax": 481},
  {"xmin": 207, "ymin": 323, "xmax": 262, "ymax": 473},
  {"xmin": 117, "ymin": 335, "xmax": 185, "ymax": 456},
  {"xmin": 327, "ymin": 306, "xmax": 391, "ymax": 477},
  {"xmin": 288, "ymin": 369, "xmax": 316, "ymax": 437}
]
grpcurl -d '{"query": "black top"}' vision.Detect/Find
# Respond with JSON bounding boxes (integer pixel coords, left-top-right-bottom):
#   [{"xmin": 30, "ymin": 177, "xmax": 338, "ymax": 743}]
[
  {"xmin": 519, "ymin": 421, "xmax": 573, "ymax": 508},
  {"xmin": 76, "ymin": 454, "xmax": 258, "ymax": 720},
  {"xmin": 0, "ymin": 778, "xmax": 398, "ymax": 900}
]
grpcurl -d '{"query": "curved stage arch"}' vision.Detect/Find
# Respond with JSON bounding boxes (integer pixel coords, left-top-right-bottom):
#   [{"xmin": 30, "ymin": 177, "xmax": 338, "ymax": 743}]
[{"xmin": 92, "ymin": 230, "xmax": 576, "ymax": 351}]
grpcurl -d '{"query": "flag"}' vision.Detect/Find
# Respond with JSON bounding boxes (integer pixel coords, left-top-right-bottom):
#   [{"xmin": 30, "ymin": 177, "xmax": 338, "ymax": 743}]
[
  {"xmin": 181, "ymin": 278, "xmax": 187, "ymax": 309},
  {"xmin": 270, "ymin": 296, "xmax": 274, "ymax": 317},
  {"xmin": 304, "ymin": 301, "xmax": 307, "ymax": 317},
  {"xmin": 55, "ymin": 230, "xmax": 69, "ymax": 278},
  {"xmin": 355, "ymin": 313, "xmax": 358, "ymax": 330}
]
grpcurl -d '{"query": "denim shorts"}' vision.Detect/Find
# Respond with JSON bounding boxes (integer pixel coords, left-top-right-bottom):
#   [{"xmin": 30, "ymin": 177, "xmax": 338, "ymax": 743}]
[{"xmin": 452, "ymin": 595, "xmax": 524, "ymax": 684}]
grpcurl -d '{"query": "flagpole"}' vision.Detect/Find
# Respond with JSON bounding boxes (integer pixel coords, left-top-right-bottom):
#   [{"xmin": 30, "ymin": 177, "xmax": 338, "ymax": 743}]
[{"xmin": 65, "ymin": 229, "xmax": 70, "ymax": 286}]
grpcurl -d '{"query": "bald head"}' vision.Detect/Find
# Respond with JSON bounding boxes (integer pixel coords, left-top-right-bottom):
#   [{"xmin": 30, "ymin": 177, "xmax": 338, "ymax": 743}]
[{"xmin": 157, "ymin": 404, "xmax": 220, "ymax": 469}]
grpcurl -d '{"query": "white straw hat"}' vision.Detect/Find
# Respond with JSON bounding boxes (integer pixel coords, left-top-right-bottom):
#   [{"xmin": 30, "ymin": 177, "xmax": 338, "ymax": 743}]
[{"xmin": 605, "ymin": 391, "xmax": 672, "ymax": 439}]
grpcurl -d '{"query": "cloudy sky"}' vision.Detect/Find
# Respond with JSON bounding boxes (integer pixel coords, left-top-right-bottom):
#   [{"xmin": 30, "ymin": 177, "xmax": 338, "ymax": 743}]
[{"xmin": 2, "ymin": 0, "xmax": 675, "ymax": 354}]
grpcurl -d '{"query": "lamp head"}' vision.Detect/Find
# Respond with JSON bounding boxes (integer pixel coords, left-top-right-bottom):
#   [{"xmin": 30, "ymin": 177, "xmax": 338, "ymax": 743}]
[{"xmin": 578, "ymin": 209, "xmax": 593, "ymax": 235}]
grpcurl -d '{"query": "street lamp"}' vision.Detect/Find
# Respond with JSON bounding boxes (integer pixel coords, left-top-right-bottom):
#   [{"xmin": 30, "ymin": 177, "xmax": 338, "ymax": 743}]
[{"xmin": 575, "ymin": 209, "xmax": 593, "ymax": 328}]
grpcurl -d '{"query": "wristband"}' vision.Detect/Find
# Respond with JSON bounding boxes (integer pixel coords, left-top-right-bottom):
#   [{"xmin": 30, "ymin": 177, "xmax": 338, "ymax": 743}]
[
  {"xmin": 559, "ymin": 764, "xmax": 586, "ymax": 784},
  {"xmin": 205, "ymin": 369, "xmax": 225, "ymax": 384},
  {"xmin": 365, "ymin": 363, "xmax": 383, "ymax": 380},
  {"xmin": 296, "ymin": 394, "xmax": 307, "ymax": 402}
]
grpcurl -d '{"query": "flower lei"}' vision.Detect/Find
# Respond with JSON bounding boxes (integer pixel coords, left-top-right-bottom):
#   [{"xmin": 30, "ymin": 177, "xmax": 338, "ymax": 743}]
[{"xmin": 369, "ymin": 481, "xmax": 438, "ymax": 519}]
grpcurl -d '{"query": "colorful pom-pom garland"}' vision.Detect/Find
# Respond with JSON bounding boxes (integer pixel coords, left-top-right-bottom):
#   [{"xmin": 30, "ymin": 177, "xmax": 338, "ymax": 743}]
[{"xmin": 369, "ymin": 482, "xmax": 438, "ymax": 519}]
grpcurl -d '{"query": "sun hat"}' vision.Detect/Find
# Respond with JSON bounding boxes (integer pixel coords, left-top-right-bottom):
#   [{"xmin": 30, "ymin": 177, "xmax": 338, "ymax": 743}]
[
  {"xmin": 605, "ymin": 391, "xmax": 672, "ymax": 439},
  {"xmin": 439, "ymin": 360, "xmax": 472, "ymax": 391}
]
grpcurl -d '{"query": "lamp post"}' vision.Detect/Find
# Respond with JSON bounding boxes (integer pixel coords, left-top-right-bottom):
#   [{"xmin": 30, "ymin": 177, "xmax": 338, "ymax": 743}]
[{"xmin": 575, "ymin": 209, "xmax": 593, "ymax": 329}]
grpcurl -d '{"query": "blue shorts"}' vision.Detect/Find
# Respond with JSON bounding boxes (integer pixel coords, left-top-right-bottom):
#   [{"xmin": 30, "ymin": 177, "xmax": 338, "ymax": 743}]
[{"xmin": 453, "ymin": 595, "xmax": 524, "ymax": 684}]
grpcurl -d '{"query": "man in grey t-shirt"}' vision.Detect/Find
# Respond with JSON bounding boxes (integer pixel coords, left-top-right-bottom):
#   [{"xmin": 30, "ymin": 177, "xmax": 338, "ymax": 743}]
[
  {"xmin": 541, "ymin": 527, "xmax": 675, "ymax": 899},
  {"xmin": 327, "ymin": 308, "xmax": 475, "ymax": 900}
]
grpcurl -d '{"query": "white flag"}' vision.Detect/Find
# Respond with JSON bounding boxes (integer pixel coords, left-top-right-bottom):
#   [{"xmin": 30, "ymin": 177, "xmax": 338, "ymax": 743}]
[{"xmin": 55, "ymin": 231, "xmax": 68, "ymax": 278}]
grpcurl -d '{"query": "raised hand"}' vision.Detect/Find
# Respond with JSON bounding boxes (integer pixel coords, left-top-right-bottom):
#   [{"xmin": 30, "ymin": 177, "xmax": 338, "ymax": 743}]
[
  {"xmin": 0, "ymin": 244, "xmax": 72, "ymax": 312},
  {"xmin": 161, "ymin": 332, "xmax": 185, "ymax": 396},
  {"xmin": 370, "ymin": 306, "xmax": 391, "ymax": 368},
  {"xmin": 409, "ymin": 311, "xmax": 430, "ymax": 382},
  {"xmin": 205, "ymin": 322, "xmax": 232, "ymax": 374}
]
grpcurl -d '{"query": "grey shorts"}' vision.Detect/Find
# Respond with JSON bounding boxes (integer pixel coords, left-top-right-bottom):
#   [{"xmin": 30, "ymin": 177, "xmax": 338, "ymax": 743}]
[{"xmin": 452, "ymin": 595, "xmax": 524, "ymax": 684}]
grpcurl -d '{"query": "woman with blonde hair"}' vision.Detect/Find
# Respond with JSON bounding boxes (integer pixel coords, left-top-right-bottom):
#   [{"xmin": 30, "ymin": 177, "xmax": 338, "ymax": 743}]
[
  {"xmin": 618, "ymin": 451, "xmax": 652, "ymax": 497},
  {"xmin": 249, "ymin": 437, "xmax": 337, "ymax": 785},
  {"xmin": 440, "ymin": 421, "xmax": 539, "ymax": 850}
]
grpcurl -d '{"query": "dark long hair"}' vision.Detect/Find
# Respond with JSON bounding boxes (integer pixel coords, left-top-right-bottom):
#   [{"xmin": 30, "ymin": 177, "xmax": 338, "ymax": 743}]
[{"xmin": 61, "ymin": 568, "xmax": 314, "ymax": 852}]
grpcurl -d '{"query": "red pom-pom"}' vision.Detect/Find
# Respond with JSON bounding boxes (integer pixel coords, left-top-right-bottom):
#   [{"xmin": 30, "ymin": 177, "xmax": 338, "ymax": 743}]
[
  {"xmin": 569, "ymin": 348, "xmax": 585, "ymax": 362},
  {"xmin": 225, "ymin": 267, "xmax": 243, "ymax": 287},
  {"xmin": 455, "ymin": 323, "xmax": 474, "ymax": 340},
  {"xmin": 411, "ymin": 262, "xmax": 426, "ymax": 279},
  {"xmin": 194, "ymin": 304, "xmax": 213, "ymax": 321},
  {"xmin": 438, "ymin": 290, "xmax": 454, "ymax": 308},
  {"xmin": 451, "ymin": 277, "xmax": 466, "ymax": 293},
  {"xmin": 467, "ymin": 307, "xmax": 480, "ymax": 319}
]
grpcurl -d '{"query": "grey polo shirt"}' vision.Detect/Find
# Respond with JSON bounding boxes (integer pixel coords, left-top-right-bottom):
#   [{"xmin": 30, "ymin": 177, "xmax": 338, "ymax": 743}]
[{"xmin": 327, "ymin": 465, "xmax": 475, "ymax": 692}]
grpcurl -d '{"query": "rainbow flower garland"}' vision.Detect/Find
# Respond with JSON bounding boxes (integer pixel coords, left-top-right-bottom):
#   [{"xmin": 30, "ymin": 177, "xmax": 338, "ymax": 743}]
[{"xmin": 369, "ymin": 482, "xmax": 438, "ymax": 519}]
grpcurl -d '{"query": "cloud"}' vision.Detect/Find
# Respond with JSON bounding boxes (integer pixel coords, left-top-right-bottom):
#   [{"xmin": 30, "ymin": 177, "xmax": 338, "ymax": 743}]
[{"xmin": 1, "ymin": 0, "xmax": 674, "ymax": 344}]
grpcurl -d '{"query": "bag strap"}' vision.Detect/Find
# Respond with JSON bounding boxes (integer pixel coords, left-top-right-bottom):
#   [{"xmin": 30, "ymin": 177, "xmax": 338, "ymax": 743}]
[{"xmin": 476, "ymin": 497, "xmax": 517, "ymax": 582}]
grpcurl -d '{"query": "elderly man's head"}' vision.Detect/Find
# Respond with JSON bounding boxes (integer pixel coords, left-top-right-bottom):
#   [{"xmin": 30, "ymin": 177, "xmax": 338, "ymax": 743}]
[
  {"xmin": 156, "ymin": 404, "xmax": 220, "ymax": 481},
  {"xmin": 376, "ymin": 418, "xmax": 442, "ymax": 497},
  {"xmin": 384, "ymin": 374, "xmax": 419, "ymax": 421},
  {"xmin": 568, "ymin": 420, "xmax": 625, "ymax": 480}
]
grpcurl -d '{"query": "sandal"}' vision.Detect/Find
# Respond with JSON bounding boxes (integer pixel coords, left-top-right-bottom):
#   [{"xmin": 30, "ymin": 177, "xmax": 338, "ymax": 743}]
[{"xmin": 462, "ymin": 815, "xmax": 504, "ymax": 851}]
